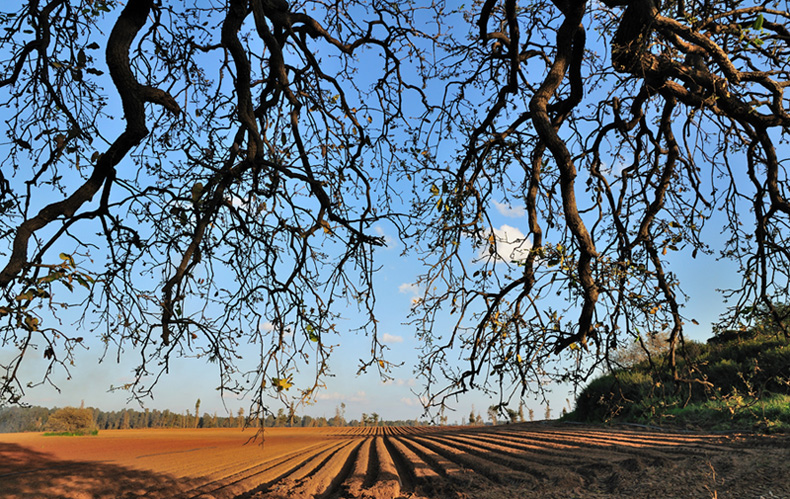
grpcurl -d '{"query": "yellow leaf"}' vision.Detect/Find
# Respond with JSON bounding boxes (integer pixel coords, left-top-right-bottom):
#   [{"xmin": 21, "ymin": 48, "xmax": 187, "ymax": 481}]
[
  {"xmin": 191, "ymin": 182, "xmax": 204, "ymax": 202},
  {"xmin": 59, "ymin": 253, "xmax": 75, "ymax": 268},
  {"xmin": 24, "ymin": 316, "xmax": 39, "ymax": 331},
  {"xmin": 272, "ymin": 377, "xmax": 293, "ymax": 392}
]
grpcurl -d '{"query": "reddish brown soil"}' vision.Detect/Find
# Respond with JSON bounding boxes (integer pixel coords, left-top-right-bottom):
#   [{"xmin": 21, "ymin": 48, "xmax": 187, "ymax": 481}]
[{"xmin": 1, "ymin": 423, "xmax": 788, "ymax": 498}]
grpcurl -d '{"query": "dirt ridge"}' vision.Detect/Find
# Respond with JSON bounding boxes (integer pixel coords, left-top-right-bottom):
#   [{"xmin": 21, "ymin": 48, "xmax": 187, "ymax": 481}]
[{"xmin": 2, "ymin": 423, "xmax": 789, "ymax": 498}]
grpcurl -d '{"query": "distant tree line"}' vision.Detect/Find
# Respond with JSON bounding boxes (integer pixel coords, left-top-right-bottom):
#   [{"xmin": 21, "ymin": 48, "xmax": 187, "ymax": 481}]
[
  {"xmin": 265, "ymin": 407, "xmax": 426, "ymax": 429},
  {"xmin": 0, "ymin": 403, "xmax": 426, "ymax": 433},
  {"xmin": 0, "ymin": 405, "xmax": 244, "ymax": 433}
]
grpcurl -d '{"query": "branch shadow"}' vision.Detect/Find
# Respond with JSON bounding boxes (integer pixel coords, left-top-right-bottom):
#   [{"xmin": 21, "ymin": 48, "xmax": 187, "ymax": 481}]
[{"xmin": 0, "ymin": 441, "xmax": 209, "ymax": 498}]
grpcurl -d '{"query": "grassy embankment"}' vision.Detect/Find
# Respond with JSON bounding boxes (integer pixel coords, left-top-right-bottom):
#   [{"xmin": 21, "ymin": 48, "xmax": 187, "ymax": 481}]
[{"xmin": 569, "ymin": 326, "xmax": 790, "ymax": 432}]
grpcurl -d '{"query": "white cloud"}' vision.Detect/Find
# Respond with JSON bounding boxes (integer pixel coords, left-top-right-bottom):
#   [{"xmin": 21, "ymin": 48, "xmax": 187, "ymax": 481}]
[
  {"xmin": 259, "ymin": 321, "xmax": 292, "ymax": 339},
  {"xmin": 398, "ymin": 282, "xmax": 423, "ymax": 305},
  {"xmin": 381, "ymin": 333, "xmax": 403, "ymax": 343},
  {"xmin": 374, "ymin": 225, "xmax": 395, "ymax": 248},
  {"xmin": 479, "ymin": 224, "xmax": 532, "ymax": 263},
  {"xmin": 398, "ymin": 394, "xmax": 427, "ymax": 407},
  {"xmin": 229, "ymin": 195, "xmax": 247, "ymax": 209},
  {"xmin": 224, "ymin": 193, "xmax": 255, "ymax": 211},
  {"xmin": 493, "ymin": 200, "xmax": 526, "ymax": 218},
  {"xmin": 598, "ymin": 160, "xmax": 629, "ymax": 180}
]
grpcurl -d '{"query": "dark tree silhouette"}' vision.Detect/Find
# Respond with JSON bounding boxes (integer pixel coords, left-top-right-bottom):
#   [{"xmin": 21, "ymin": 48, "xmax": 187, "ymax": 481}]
[{"xmin": 1, "ymin": 0, "xmax": 789, "ymax": 418}]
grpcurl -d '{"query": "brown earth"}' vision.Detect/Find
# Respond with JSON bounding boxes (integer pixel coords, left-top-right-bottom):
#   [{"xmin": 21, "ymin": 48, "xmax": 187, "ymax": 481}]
[{"xmin": 1, "ymin": 422, "xmax": 788, "ymax": 498}]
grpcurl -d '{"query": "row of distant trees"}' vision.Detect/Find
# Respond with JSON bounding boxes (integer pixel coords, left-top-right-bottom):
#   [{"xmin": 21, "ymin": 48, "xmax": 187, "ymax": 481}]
[
  {"xmin": 265, "ymin": 406, "xmax": 423, "ymax": 429},
  {"xmin": 469, "ymin": 403, "xmax": 533, "ymax": 426},
  {"xmin": 0, "ymin": 402, "xmax": 426, "ymax": 433},
  {"xmin": 468, "ymin": 401, "xmax": 573, "ymax": 426},
  {"xmin": 0, "ymin": 404, "xmax": 245, "ymax": 433}
]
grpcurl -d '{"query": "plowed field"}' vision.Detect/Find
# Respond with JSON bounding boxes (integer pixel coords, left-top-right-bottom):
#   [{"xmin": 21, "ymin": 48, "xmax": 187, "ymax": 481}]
[{"xmin": 1, "ymin": 422, "xmax": 788, "ymax": 498}]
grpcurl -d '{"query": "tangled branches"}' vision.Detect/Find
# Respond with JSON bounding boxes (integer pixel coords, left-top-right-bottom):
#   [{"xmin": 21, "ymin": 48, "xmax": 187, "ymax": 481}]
[
  {"xmin": 1, "ymin": 0, "xmax": 789, "ymax": 418},
  {"xmin": 409, "ymin": 0, "xmax": 790, "ymax": 411},
  {"xmin": 0, "ymin": 0, "xmax": 433, "ymax": 413}
]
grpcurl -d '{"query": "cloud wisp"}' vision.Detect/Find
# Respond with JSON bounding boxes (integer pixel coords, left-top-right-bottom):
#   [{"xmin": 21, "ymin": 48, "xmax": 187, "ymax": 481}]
[
  {"xmin": 492, "ymin": 200, "xmax": 526, "ymax": 218},
  {"xmin": 398, "ymin": 282, "xmax": 423, "ymax": 305},
  {"xmin": 478, "ymin": 224, "xmax": 532, "ymax": 263}
]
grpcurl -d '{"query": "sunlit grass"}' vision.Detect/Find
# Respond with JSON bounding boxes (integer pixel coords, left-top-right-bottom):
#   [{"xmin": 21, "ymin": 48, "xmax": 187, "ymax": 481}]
[
  {"xmin": 43, "ymin": 429, "xmax": 99, "ymax": 436},
  {"xmin": 661, "ymin": 394, "xmax": 790, "ymax": 433}
]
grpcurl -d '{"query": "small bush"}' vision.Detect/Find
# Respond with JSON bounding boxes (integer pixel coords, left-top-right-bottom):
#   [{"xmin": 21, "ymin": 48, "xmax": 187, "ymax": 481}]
[
  {"xmin": 704, "ymin": 359, "xmax": 744, "ymax": 394},
  {"xmin": 610, "ymin": 331, "xmax": 670, "ymax": 369},
  {"xmin": 757, "ymin": 345, "xmax": 790, "ymax": 391},
  {"xmin": 678, "ymin": 339, "xmax": 708, "ymax": 360},
  {"xmin": 45, "ymin": 407, "xmax": 97, "ymax": 435}
]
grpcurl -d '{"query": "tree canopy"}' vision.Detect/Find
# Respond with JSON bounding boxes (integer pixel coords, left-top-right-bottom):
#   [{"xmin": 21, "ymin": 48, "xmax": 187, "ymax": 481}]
[
  {"xmin": 44, "ymin": 406, "xmax": 96, "ymax": 434},
  {"xmin": 1, "ymin": 0, "xmax": 789, "ymax": 417}
]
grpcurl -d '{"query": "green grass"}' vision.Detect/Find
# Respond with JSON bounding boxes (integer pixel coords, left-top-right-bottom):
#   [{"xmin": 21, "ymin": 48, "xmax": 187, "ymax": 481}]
[
  {"xmin": 658, "ymin": 394, "xmax": 790, "ymax": 433},
  {"xmin": 43, "ymin": 429, "xmax": 99, "ymax": 436}
]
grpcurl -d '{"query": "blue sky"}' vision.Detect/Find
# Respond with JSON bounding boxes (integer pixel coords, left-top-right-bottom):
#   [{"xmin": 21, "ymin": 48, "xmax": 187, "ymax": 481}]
[
  {"xmin": 0, "ymin": 0, "xmax": 754, "ymax": 424},
  {"xmin": 2, "ymin": 200, "xmax": 741, "ymax": 423}
]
